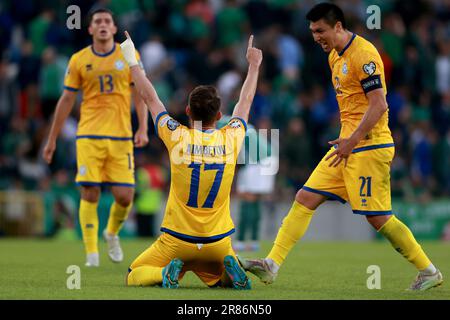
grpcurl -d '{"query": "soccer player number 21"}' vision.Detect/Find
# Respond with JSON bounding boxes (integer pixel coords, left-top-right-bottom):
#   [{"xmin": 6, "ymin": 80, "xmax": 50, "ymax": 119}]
[{"xmin": 187, "ymin": 162, "xmax": 225, "ymax": 208}]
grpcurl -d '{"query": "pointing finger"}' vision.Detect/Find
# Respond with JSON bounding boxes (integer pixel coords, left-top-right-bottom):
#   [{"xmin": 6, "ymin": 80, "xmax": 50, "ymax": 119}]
[
  {"xmin": 124, "ymin": 31, "xmax": 131, "ymax": 40},
  {"xmin": 328, "ymin": 139, "xmax": 339, "ymax": 145},
  {"xmin": 248, "ymin": 35, "xmax": 254, "ymax": 49}
]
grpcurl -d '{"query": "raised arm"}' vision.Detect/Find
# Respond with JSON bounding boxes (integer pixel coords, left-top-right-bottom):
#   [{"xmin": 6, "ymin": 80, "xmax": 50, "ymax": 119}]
[
  {"xmin": 232, "ymin": 35, "xmax": 263, "ymax": 122},
  {"xmin": 120, "ymin": 31, "xmax": 166, "ymax": 122},
  {"xmin": 132, "ymin": 86, "xmax": 149, "ymax": 147},
  {"xmin": 42, "ymin": 90, "xmax": 77, "ymax": 164}
]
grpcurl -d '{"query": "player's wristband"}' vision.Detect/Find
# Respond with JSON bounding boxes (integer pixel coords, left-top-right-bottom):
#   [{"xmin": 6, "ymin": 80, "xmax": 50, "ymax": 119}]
[{"xmin": 120, "ymin": 40, "xmax": 138, "ymax": 67}]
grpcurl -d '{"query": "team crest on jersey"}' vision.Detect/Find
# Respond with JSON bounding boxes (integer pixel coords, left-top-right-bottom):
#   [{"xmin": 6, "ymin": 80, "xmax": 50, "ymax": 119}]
[
  {"xmin": 229, "ymin": 119, "xmax": 241, "ymax": 128},
  {"xmin": 363, "ymin": 61, "xmax": 376, "ymax": 76},
  {"xmin": 167, "ymin": 118, "xmax": 180, "ymax": 131},
  {"xmin": 342, "ymin": 62, "xmax": 348, "ymax": 75},
  {"xmin": 115, "ymin": 59, "xmax": 125, "ymax": 71},
  {"xmin": 79, "ymin": 165, "xmax": 87, "ymax": 176}
]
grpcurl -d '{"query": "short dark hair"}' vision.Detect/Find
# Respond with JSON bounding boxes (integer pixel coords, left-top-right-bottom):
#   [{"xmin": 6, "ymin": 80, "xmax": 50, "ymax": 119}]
[
  {"xmin": 88, "ymin": 7, "xmax": 115, "ymax": 26},
  {"xmin": 188, "ymin": 85, "xmax": 221, "ymax": 125},
  {"xmin": 306, "ymin": 3, "xmax": 346, "ymax": 29}
]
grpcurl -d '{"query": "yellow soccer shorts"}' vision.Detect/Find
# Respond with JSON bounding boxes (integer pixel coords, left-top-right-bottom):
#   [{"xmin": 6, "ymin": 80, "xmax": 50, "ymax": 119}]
[
  {"xmin": 75, "ymin": 138, "xmax": 135, "ymax": 187},
  {"xmin": 303, "ymin": 144, "xmax": 395, "ymax": 215},
  {"xmin": 129, "ymin": 233, "xmax": 237, "ymax": 287}
]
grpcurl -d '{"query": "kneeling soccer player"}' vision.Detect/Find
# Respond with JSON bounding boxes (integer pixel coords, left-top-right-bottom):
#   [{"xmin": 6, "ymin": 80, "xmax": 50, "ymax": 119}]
[{"xmin": 120, "ymin": 32, "xmax": 263, "ymax": 289}]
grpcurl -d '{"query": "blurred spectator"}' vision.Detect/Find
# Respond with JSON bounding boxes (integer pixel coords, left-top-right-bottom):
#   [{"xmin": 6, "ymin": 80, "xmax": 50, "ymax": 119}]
[
  {"xmin": 28, "ymin": 8, "xmax": 54, "ymax": 57},
  {"xmin": 436, "ymin": 41, "xmax": 450, "ymax": 95},
  {"xmin": 134, "ymin": 154, "xmax": 166, "ymax": 238},
  {"xmin": 215, "ymin": 0, "xmax": 248, "ymax": 48},
  {"xmin": 17, "ymin": 40, "xmax": 40, "ymax": 118},
  {"xmin": 0, "ymin": 0, "xmax": 449, "ymax": 239},
  {"xmin": 39, "ymin": 47, "xmax": 65, "ymax": 120},
  {"xmin": 282, "ymin": 117, "xmax": 312, "ymax": 189}
]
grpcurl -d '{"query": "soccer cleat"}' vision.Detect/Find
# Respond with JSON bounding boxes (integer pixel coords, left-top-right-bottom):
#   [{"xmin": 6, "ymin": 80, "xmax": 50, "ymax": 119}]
[
  {"xmin": 103, "ymin": 229, "xmax": 123, "ymax": 263},
  {"xmin": 224, "ymin": 255, "xmax": 251, "ymax": 290},
  {"xmin": 237, "ymin": 256, "xmax": 278, "ymax": 285},
  {"xmin": 408, "ymin": 270, "xmax": 443, "ymax": 291},
  {"xmin": 162, "ymin": 258, "xmax": 184, "ymax": 289},
  {"xmin": 85, "ymin": 252, "xmax": 99, "ymax": 267}
]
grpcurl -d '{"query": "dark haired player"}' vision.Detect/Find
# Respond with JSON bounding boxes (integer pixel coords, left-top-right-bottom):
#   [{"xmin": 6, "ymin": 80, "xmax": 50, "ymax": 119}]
[
  {"xmin": 43, "ymin": 8, "xmax": 148, "ymax": 267},
  {"xmin": 239, "ymin": 3, "xmax": 443, "ymax": 291},
  {"xmin": 121, "ymin": 32, "xmax": 263, "ymax": 289}
]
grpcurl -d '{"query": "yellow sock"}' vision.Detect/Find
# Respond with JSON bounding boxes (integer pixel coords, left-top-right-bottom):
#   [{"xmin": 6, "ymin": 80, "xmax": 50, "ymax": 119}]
[
  {"xmin": 378, "ymin": 215, "xmax": 431, "ymax": 270},
  {"xmin": 79, "ymin": 199, "xmax": 99, "ymax": 254},
  {"xmin": 106, "ymin": 202, "xmax": 132, "ymax": 235},
  {"xmin": 267, "ymin": 201, "xmax": 314, "ymax": 266},
  {"xmin": 127, "ymin": 266, "xmax": 163, "ymax": 286}
]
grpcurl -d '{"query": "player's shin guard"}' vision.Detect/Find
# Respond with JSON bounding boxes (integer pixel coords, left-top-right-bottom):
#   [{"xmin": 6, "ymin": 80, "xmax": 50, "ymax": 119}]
[
  {"xmin": 127, "ymin": 266, "xmax": 164, "ymax": 286},
  {"xmin": 267, "ymin": 201, "xmax": 314, "ymax": 266},
  {"xmin": 378, "ymin": 215, "xmax": 431, "ymax": 270},
  {"xmin": 106, "ymin": 202, "xmax": 132, "ymax": 235},
  {"xmin": 79, "ymin": 199, "xmax": 99, "ymax": 254}
]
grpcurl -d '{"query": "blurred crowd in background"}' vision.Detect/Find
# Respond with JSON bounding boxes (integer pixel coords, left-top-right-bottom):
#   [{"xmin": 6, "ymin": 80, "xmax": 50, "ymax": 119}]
[{"xmin": 0, "ymin": 0, "xmax": 449, "ymax": 236}]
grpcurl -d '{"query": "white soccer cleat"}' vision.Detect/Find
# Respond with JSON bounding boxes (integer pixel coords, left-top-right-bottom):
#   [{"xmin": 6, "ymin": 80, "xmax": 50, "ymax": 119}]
[
  {"xmin": 85, "ymin": 252, "xmax": 99, "ymax": 267},
  {"xmin": 408, "ymin": 269, "xmax": 443, "ymax": 291},
  {"xmin": 237, "ymin": 256, "xmax": 278, "ymax": 284},
  {"xmin": 103, "ymin": 229, "xmax": 123, "ymax": 263}
]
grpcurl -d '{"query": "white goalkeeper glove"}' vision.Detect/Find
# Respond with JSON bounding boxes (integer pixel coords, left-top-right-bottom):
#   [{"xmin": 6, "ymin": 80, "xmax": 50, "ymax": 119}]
[{"xmin": 120, "ymin": 31, "xmax": 138, "ymax": 67}]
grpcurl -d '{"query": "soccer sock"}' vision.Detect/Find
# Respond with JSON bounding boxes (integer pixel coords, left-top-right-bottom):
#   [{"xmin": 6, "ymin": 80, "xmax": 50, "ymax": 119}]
[
  {"xmin": 378, "ymin": 215, "xmax": 432, "ymax": 271},
  {"xmin": 267, "ymin": 200, "xmax": 315, "ymax": 266},
  {"xmin": 127, "ymin": 266, "xmax": 163, "ymax": 286},
  {"xmin": 106, "ymin": 202, "xmax": 132, "ymax": 235},
  {"xmin": 79, "ymin": 199, "xmax": 99, "ymax": 254}
]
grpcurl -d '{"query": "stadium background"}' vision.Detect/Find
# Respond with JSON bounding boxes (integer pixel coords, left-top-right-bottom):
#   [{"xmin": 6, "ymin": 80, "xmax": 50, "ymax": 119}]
[{"xmin": 0, "ymin": 0, "xmax": 449, "ymax": 242}]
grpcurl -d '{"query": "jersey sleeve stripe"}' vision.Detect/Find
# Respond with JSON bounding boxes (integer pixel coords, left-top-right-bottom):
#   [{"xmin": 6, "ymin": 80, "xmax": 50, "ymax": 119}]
[
  {"xmin": 229, "ymin": 117, "xmax": 248, "ymax": 132},
  {"xmin": 154, "ymin": 111, "xmax": 169, "ymax": 137},
  {"xmin": 64, "ymin": 86, "xmax": 79, "ymax": 92}
]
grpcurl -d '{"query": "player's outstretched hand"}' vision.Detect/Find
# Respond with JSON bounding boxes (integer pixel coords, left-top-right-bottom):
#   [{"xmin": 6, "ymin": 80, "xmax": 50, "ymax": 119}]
[
  {"xmin": 120, "ymin": 31, "xmax": 138, "ymax": 67},
  {"xmin": 134, "ymin": 128, "xmax": 149, "ymax": 148},
  {"xmin": 325, "ymin": 137, "xmax": 357, "ymax": 167},
  {"xmin": 43, "ymin": 139, "xmax": 56, "ymax": 164},
  {"xmin": 246, "ymin": 35, "xmax": 263, "ymax": 68}
]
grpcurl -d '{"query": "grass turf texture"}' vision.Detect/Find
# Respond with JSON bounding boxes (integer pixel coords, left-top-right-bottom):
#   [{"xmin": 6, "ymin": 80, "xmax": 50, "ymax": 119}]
[{"xmin": 0, "ymin": 239, "xmax": 448, "ymax": 300}]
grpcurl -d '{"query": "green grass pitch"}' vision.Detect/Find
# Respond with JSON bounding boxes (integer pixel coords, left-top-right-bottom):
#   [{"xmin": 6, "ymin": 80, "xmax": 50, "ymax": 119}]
[{"xmin": 0, "ymin": 239, "xmax": 448, "ymax": 300}]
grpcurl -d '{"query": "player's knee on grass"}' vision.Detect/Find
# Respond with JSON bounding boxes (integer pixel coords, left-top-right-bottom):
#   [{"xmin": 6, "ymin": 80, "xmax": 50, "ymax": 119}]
[
  {"xmin": 81, "ymin": 186, "xmax": 101, "ymax": 202},
  {"xmin": 295, "ymin": 188, "xmax": 324, "ymax": 210}
]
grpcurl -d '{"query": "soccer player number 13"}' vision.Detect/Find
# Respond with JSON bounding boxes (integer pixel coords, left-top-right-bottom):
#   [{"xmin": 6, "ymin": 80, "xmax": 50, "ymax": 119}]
[
  {"xmin": 99, "ymin": 74, "xmax": 114, "ymax": 93},
  {"xmin": 187, "ymin": 162, "xmax": 225, "ymax": 208}
]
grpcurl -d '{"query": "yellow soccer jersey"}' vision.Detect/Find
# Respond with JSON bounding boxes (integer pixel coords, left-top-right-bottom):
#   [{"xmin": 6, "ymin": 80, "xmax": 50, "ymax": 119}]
[
  {"xmin": 328, "ymin": 34, "xmax": 393, "ymax": 149},
  {"xmin": 155, "ymin": 112, "xmax": 247, "ymax": 241},
  {"xmin": 64, "ymin": 43, "xmax": 142, "ymax": 138}
]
